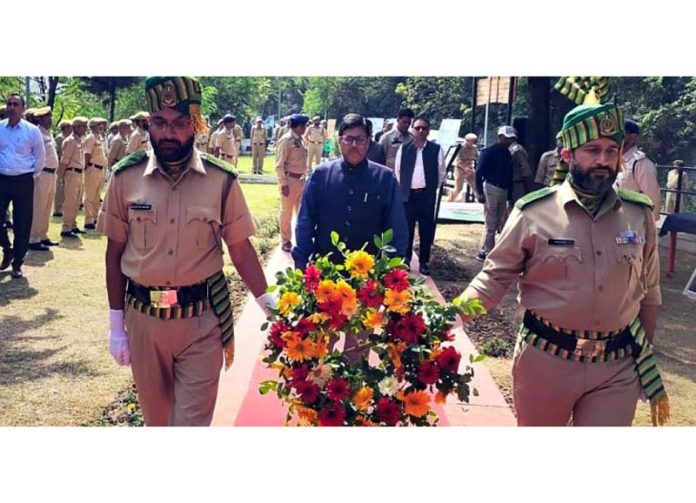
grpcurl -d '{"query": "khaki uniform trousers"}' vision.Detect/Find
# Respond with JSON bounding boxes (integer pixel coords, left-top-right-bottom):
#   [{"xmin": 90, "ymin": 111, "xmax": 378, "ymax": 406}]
[
  {"xmin": 479, "ymin": 182, "xmax": 509, "ymax": 254},
  {"xmin": 125, "ymin": 306, "xmax": 223, "ymax": 426},
  {"xmin": 279, "ymin": 176, "xmax": 305, "ymax": 245},
  {"xmin": 252, "ymin": 143, "xmax": 265, "ymax": 173},
  {"xmin": 449, "ymin": 166, "xmax": 476, "ymax": 201},
  {"xmin": 29, "ymin": 170, "xmax": 56, "ymax": 243},
  {"xmin": 83, "ymin": 166, "xmax": 105, "ymax": 226},
  {"xmin": 512, "ymin": 341, "xmax": 641, "ymax": 426},
  {"xmin": 53, "ymin": 173, "xmax": 64, "ymax": 214},
  {"xmin": 306, "ymin": 143, "xmax": 323, "ymax": 170},
  {"xmin": 61, "ymin": 170, "xmax": 83, "ymax": 232},
  {"xmin": 234, "ymin": 141, "xmax": 241, "ymax": 167}
]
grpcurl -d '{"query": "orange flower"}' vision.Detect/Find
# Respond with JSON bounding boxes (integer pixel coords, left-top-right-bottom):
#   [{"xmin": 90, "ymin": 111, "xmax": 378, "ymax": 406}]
[
  {"xmin": 363, "ymin": 310, "xmax": 385, "ymax": 330},
  {"xmin": 335, "ymin": 280, "xmax": 358, "ymax": 317},
  {"xmin": 402, "ymin": 389, "xmax": 431, "ymax": 418},
  {"xmin": 285, "ymin": 337, "xmax": 314, "ymax": 362},
  {"xmin": 387, "ymin": 342, "xmax": 406, "ymax": 372},
  {"xmin": 345, "ymin": 250, "xmax": 375, "ymax": 279},
  {"xmin": 309, "ymin": 336, "xmax": 329, "ymax": 359},
  {"xmin": 309, "ymin": 312, "xmax": 330, "ymax": 324},
  {"xmin": 354, "ymin": 416, "xmax": 378, "ymax": 426},
  {"xmin": 434, "ymin": 391, "xmax": 447, "ymax": 405},
  {"xmin": 278, "ymin": 292, "xmax": 302, "ymax": 316},
  {"xmin": 384, "ymin": 288, "xmax": 411, "ymax": 315},
  {"xmin": 281, "ymin": 330, "xmax": 301, "ymax": 345},
  {"xmin": 353, "ymin": 386, "xmax": 374, "ymax": 412},
  {"xmin": 315, "ymin": 280, "xmax": 336, "ymax": 304},
  {"xmin": 295, "ymin": 405, "xmax": 318, "ymax": 426}
]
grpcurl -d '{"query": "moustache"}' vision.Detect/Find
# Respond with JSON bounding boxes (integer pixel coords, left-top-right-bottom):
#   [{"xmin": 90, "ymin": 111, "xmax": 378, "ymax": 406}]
[{"xmin": 156, "ymin": 140, "xmax": 182, "ymax": 149}]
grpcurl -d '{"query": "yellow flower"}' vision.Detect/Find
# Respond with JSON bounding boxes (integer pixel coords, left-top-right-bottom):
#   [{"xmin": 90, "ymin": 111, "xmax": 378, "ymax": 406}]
[
  {"xmin": 345, "ymin": 250, "xmax": 375, "ymax": 279},
  {"xmin": 384, "ymin": 288, "xmax": 412, "ymax": 315},
  {"xmin": 285, "ymin": 337, "xmax": 314, "ymax": 362},
  {"xmin": 278, "ymin": 292, "xmax": 302, "ymax": 316},
  {"xmin": 402, "ymin": 390, "xmax": 431, "ymax": 418},
  {"xmin": 126, "ymin": 403, "xmax": 136, "ymax": 412},
  {"xmin": 363, "ymin": 310, "xmax": 385, "ymax": 330},
  {"xmin": 315, "ymin": 280, "xmax": 336, "ymax": 304},
  {"xmin": 353, "ymin": 386, "xmax": 374, "ymax": 412},
  {"xmin": 309, "ymin": 312, "xmax": 330, "ymax": 324}
]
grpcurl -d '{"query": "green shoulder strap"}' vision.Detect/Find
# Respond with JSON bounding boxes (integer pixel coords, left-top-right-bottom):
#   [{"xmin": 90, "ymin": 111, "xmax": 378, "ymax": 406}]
[
  {"xmin": 111, "ymin": 150, "xmax": 149, "ymax": 175},
  {"xmin": 201, "ymin": 152, "xmax": 238, "ymax": 179},
  {"xmin": 515, "ymin": 186, "xmax": 556, "ymax": 210},
  {"xmin": 617, "ymin": 187, "xmax": 654, "ymax": 209}
]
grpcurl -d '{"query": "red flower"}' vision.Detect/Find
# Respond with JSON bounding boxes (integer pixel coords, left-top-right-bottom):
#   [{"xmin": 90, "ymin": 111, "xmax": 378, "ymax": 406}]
[
  {"xmin": 320, "ymin": 298, "xmax": 343, "ymax": 317},
  {"xmin": 326, "ymin": 378, "xmax": 351, "ymax": 401},
  {"xmin": 295, "ymin": 317, "xmax": 317, "ymax": 336},
  {"xmin": 269, "ymin": 321, "xmax": 289, "ymax": 349},
  {"xmin": 328, "ymin": 314, "xmax": 348, "ymax": 331},
  {"xmin": 376, "ymin": 397, "xmax": 401, "ymax": 426},
  {"xmin": 387, "ymin": 317, "xmax": 418, "ymax": 344},
  {"xmin": 295, "ymin": 380, "xmax": 320, "ymax": 404},
  {"xmin": 291, "ymin": 364, "xmax": 310, "ymax": 383},
  {"xmin": 319, "ymin": 402, "xmax": 346, "ymax": 426},
  {"xmin": 417, "ymin": 360, "xmax": 440, "ymax": 385},
  {"xmin": 402, "ymin": 313, "xmax": 426, "ymax": 339},
  {"xmin": 436, "ymin": 346, "xmax": 461, "ymax": 373},
  {"xmin": 358, "ymin": 279, "xmax": 383, "ymax": 308},
  {"xmin": 383, "ymin": 268, "xmax": 410, "ymax": 292},
  {"xmin": 304, "ymin": 264, "xmax": 321, "ymax": 291}
]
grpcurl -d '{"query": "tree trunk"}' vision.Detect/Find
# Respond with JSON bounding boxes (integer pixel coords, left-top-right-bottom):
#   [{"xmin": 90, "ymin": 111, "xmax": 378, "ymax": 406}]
[
  {"xmin": 47, "ymin": 77, "xmax": 59, "ymax": 108},
  {"xmin": 526, "ymin": 77, "xmax": 551, "ymax": 171},
  {"xmin": 109, "ymin": 78, "xmax": 116, "ymax": 122}
]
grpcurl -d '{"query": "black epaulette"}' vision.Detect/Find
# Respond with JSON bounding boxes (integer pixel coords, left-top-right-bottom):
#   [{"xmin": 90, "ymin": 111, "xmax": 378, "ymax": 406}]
[
  {"xmin": 515, "ymin": 186, "xmax": 556, "ymax": 210},
  {"xmin": 200, "ymin": 153, "xmax": 238, "ymax": 179},
  {"xmin": 111, "ymin": 150, "xmax": 148, "ymax": 175},
  {"xmin": 617, "ymin": 187, "xmax": 654, "ymax": 209}
]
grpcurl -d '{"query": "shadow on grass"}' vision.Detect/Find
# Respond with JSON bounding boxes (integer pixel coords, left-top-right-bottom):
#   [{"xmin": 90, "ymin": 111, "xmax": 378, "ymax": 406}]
[
  {"xmin": 0, "ymin": 308, "xmax": 102, "ymax": 386},
  {"xmin": 58, "ymin": 237, "xmax": 84, "ymax": 250},
  {"xmin": 23, "ymin": 250, "xmax": 54, "ymax": 268},
  {"xmin": 0, "ymin": 274, "xmax": 39, "ymax": 306}
]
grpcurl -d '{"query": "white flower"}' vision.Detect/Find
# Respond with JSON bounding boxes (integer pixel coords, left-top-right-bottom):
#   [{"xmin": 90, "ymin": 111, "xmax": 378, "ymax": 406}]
[{"xmin": 378, "ymin": 376, "xmax": 398, "ymax": 396}]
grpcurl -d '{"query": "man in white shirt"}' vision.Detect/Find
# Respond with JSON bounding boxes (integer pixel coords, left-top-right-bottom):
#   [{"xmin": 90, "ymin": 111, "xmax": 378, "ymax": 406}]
[
  {"xmin": 0, "ymin": 93, "xmax": 46, "ymax": 278},
  {"xmin": 394, "ymin": 116, "xmax": 445, "ymax": 276}
]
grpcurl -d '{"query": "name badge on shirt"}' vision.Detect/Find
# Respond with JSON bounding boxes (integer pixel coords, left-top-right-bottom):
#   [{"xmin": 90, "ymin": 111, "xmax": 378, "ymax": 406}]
[
  {"xmin": 548, "ymin": 238, "xmax": 575, "ymax": 246},
  {"xmin": 616, "ymin": 230, "xmax": 645, "ymax": 245},
  {"xmin": 130, "ymin": 203, "xmax": 152, "ymax": 211}
]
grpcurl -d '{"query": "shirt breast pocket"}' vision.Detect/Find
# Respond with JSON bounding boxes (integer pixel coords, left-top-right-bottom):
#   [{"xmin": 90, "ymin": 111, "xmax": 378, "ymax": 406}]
[
  {"xmin": 532, "ymin": 243, "xmax": 583, "ymax": 291},
  {"xmin": 614, "ymin": 244, "xmax": 646, "ymax": 294},
  {"xmin": 186, "ymin": 206, "xmax": 222, "ymax": 250},
  {"xmin": 127, "ymin": 208, "xmax": 157, "ymax": 250}
]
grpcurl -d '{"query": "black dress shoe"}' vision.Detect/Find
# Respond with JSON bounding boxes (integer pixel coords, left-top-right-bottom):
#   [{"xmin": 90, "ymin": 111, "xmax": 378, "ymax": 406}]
[
  {"xmin": 28, "ymin": 243, "xmax": 50, "ymax": 251},
  {"xmin": 71, "ymin": 228, "xmax": 87, "ymax": 234},
  {"xmin": 419, "ymin": 264, "xmax": 431, "ymax": 276},
  {"xmin": 41, "ymin": 239, "xmax": 59, "ymax": 246},
  {"xmin": 84, "ymin": 223, "xmax": 96, "ymax": 230},
  {"xmin": 1, "ymin": 249, "xmax": 13, "ymax": 270},
  {"xmin": 281, "ymin": 242, "xmax": 292, "ymax": 252},
  {"xmin": 11, "ymin": 267, "xmax": 23, "ymax": 279},
  {"xmin": 60, "ymin": 231, "xmax": 78, "ymax": 238},
  {"xmin": 52, "ymin": 212, "xmax": 63, "ymax": 217}
]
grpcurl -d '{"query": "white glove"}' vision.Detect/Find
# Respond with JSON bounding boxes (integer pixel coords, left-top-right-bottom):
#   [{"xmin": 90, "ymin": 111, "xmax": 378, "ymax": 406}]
[
  {"xmin": 109, "ymin": 309, "xmax": 130, "ymax": 366},
  {"xmin": 255, "ymin": 292, "xmax": 277, "ymax": 317}
]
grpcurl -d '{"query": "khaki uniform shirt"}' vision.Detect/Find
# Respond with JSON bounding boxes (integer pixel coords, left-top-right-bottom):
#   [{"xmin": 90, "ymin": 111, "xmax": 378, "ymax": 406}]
[
  {"xmin": 195, "ymin": 132, "xmax": 209, "ymax": 152},
  {"xmin": 616, "ymin": 146, "xmax": 661, "ymax": 220},
  {"xmin": 234, "ymin": 124, "xmax": 243, "ymax": 145},
  {"xmin": 55, "ymin": 132, "xmax": 66, "ymax": 159},
  {"xmin": 251, "ymin": 125, "xmax": 267, "ymax": 145},
  {"xmin": 108, "ymin": 135, "xmax": 128, "ymax": 167},
  {"xmin": 455, "ymin": 143, "xmax": 479, "ymax": 172},
  {"xmin": 40, "ymin": 126, "xmax": 59, "ymax": 170},
  {"xmin": 468, "ymin": 180, "xmax": 661, "ymax": 333},
  {"xmin": 215, "ymin": 128, "xmax": 238, "ymax": 159},
  {"xmin": 84, "ymin": 133, "xmax": 109, "ymax": 167},
  {"xmin": 209, "ymin": 129, "xmax": 222, "ymax": 151},
  {"xmin": 126, "ymin": 127, "xmax": 150, "ymax": 155},
  {"xmin": 510, "ymin": 141, "xmax": 532, "ymax": 181},
  {"xmin": 60, "ymin": 133, "xmax": 85, "ymax": 170},
  {"xmin": 535, "ymin": 149, "xmax": 561, "ymax": 186},
  {"xmin": 275, "ymin": 130, "xmax": 307, "ymax": 183},
  {"xmin": 304, "ymin": 125, "xmax": 326, "ymax": 145},
  {"xmin": 97, "ymin": 152, "xmax": 256, "ymax": 287},
  {"xmin": 275, "ymin": 125, "xmax": 289, "ymax": 143},
  {"xmin": 379, "ymin": 128, "xmax": 413, "ymax": 169}
]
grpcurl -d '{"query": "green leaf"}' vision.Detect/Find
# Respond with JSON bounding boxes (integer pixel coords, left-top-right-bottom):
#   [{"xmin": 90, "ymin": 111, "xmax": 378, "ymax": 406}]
[
  {"xmin": 331, "ymin": 231, "xmax": 339, "ymax": 246},
  {"xmin": 383, "ymin": 228, "xmax": 393, "ymax": 245},
  {"xmin": 260, "ymin": 322, "xmax": 269, "ymax": 331},
  {"xmin": 266, "ymin": 285, "xmax": 277, "ymax": 293},
  {"xmin": 473, "ymin": 354, "xmax": 486, "ymax": 363},
  {"xmin": 374, "ymin": 235, "xmax": 383, "ymax": 250},
  {"xmin": 472, "ymin": 387, "xmax": 479, "ymax": 397},
  {"xmin": 258, "ymin": 380, "xmax": 278, "ymax": 395},
  {"xmin": 387, "ymin": 257, "xmax": 403, "ymax": 268}
]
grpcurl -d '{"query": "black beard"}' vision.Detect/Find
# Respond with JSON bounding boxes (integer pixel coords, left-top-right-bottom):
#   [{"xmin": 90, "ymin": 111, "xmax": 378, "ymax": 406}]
[
  {"xmin": 151, "ymin": 136, "xmax": 194, "ymax": 163},
  {"xmin": 570, "ymin": 165, "xmax": 617, "ymax": 195}
]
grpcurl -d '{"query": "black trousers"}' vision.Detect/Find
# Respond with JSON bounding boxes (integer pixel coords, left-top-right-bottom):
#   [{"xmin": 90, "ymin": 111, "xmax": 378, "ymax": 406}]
[
  {"xmin": 404, "ymin": 189, "xmax": 436, "ymax": 266},
  {"xmin": 0, "ymin": 172, "xmax": 34, "ymax": 268}
]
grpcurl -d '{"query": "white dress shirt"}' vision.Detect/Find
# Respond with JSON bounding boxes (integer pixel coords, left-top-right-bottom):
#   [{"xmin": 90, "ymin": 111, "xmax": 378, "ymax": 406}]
[
  {"xmin": 394, "ymin": 140, "xmax": 446, "ymax": 189},
  {"xmin": 0, "ymin": 118, "xmax": 46, "ymax": 177}
]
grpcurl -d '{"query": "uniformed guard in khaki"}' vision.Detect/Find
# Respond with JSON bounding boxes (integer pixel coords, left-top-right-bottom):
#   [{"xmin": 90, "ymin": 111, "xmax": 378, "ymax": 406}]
[
  {"xmin": 108, "ymin": 120, "xmax": 131, "ymax": 168},
  {"xmin": 449, "ymin": 134, "xmax": 479, "ymax": 201},
  {"xmin": 59, "ymin": 117, "xmax": 88, "ymax": 234},
  {"xmin": 276, "ymin": 114, "xmax": 308, "ymax": 250},
  {"xmin": 126, "ymin": 112, "xmax": 150, "ymax": 154},
  {"xmin": 304, "ymin": 116, "xmax": 326, "ymax": 170},
  {"xmin": 233, "ymin": 124, "xmax": 243, "ymax": 167},
  {"xmin": 250, "ymin": 118, "xmax": 267, "ymax": 174},
  {"xmin": 535, "ymin": 136, "xmax": 563, "ymax": 187},
  {"xmin": 29, "ymin": 107, "xmax": 59, "ymax": 246},
  {"xmin": 509, "ymin": 137, "xmax": 534, "ymax": 203},
  {"xmin": 83, "ymin": 119, "xmax": 109, "ymax": 228},
  {"xmin": 214, "ymin": 121, "xmax": 237, "ymax": 164},
  {"xmin": 53, "ymin": 120, "xmax": 72, "ymax": 215}
]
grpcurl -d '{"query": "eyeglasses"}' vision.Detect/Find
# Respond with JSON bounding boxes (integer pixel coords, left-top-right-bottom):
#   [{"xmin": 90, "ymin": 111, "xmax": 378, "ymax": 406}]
[
  {"xmin": 340, "ymin": 135, "xmax": 368, "ymax": 145},
  {"xmin": 413, "ymin": 126, "xmax": 429, "ymax": 131},
  {"xmin": 150, "ymin": 117, "xmax": 192, "ymax": 133}
]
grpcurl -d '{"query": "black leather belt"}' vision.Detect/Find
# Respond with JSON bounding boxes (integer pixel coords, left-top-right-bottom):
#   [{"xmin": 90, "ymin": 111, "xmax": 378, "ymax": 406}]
[
  {"xmin": 485, "ymin": 181, "xmax": 507, "ymax": 190},
  {"xmin": 43, "ymin": 168, "xmax": 56, "ymax": 173},
  {"xmin": 410, "ymin": 188, "xmax": 426, "ymax": 193},
  {"xmin": 309, "ymin": 141, "xmax": 323, "ymax": 144},
  {"xmin": 285, "ymin": 171, "xmax": 304, "ymax": 179},
  {"xmin": 522, "ymin": 311, "xmax": 639, "ymax": 358},
  {"xmin": 66, "ymin": 168, "xmax": 83, "ymax": 173},
  {"xmin": 127, "ymin": 279, "xmax": 209, "ymax": 308},
  {"xmin": 88, "ymin": 163, "xmax": 104, "ymax": 169}
]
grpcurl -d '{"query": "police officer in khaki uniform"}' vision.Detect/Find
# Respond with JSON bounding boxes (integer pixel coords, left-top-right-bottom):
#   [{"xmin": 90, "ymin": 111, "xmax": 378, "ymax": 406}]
[
  {"xmin": 28, "ymin": 107, "xmax": 60, "ymax": 251},
  {"xmin": 505, "ymin": 126, "xmax": 534, "ymax": 203},
  {"xmin": 276, "ymin": 113, "xmax": 309, "ymax": 252},
  {"xmin": 98, "ymin": 76, "xmax": 275, "ymax": 427},
  {"xmin": 250, "ymin": 117, "xmax": 267, "ymax": 174},
  {"xmin": 126, "ymin": 111, "xmax": 150, "ymax": 154},
  {"xmin": 273, "ymin": 118, "xmax": 287, "ymax": 144},
  {"xmin": 107, "ymin": 121, "xmax": 119, "ymax": 148},
  {"xmin": 449, "ymin": 133, "xmax": 479, "ymax": 201},
  {"xmin": 535, "ymin": 132, "xmax": 563, "ymax": 187},
  {"xmin": 52, "ymin": 119, "xmax": 72, "ymax": 217},
  {"xmin": 59, "ymin": 117, "xmax": 88, "ymax": 238},
  {"xmin": 208, "ymin": 119, "xmax": 223, "ymax": 154},
  {"xmin": 108, "ymin": 119, "xmax": 132, "ymax": 169},
  {"xmin": 459, "ymin": 102, "xmax": 669, "ymax": 426},
  {"xmin": 303, "ymin": 115, "xmax": 326, "ymax": 170},
  {"xmin": 195, "ymin": 117, "xmax": 210, "ymax": 153},
  {"xmin": 615, "ymin": 119, "xmax": 661, "ymax": 220},
  {"xmin": 214, "ymin": 114, "xmax": 238, "ymax": 164},
  {"xmin": 665, "ymin": 160, "xmax": 691, "ymax": 214},
  {"xmin": 83, "ymin": 118, "xmax": 109, "ymax": 229},
  {"xmin": 233, "ymin": 120, "xmax": 243, "ymax": 168},
  {"xmin": 379, "ymin": 108, "xmax": 414, "ymax": 169}
]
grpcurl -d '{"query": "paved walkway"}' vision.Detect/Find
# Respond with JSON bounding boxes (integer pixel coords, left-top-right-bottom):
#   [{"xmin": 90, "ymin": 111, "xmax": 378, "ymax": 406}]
[{"xmin": 211, "ymin": 246, "xmax": 515, "ymax": 426}]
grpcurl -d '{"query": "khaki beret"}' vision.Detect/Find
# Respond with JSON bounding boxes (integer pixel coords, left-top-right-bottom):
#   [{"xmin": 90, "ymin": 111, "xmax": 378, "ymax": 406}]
[
  {"xmin": 464, "ymin": 133, "xmax": 477, "ymax": 141},
  {"xmin": 24, "ymin": 108, "xmax": 37, "ymax": 117},
  {"xmin": 109, "ymin": 121, "xmax": 119, "ymax": 129},
  {"xmin": 58, "ymin": 120, "xmax": 72, "ymax": 128},
  {"xmin": 71, "ymin": 116, "xmax": 89, "ymax": 126},
  {"xmin": 118, "ymin": 119, "xmax": 132, "ymax": 127},
  {"xmin": 88, "ymin": 117, "xmax": 108, "ymax": 127},
  {"xmin": 131, "ymin": 111, "xmax": 150, "ymax": 121},
  {"xmin": 34, "ymin": 106, "xmax": 52, "ymax": 118}
]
